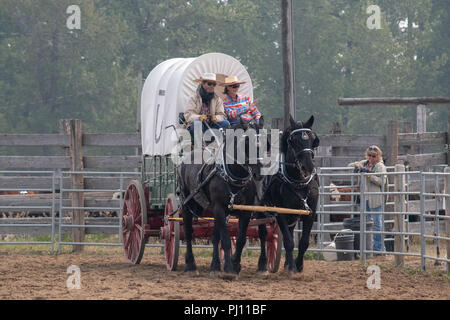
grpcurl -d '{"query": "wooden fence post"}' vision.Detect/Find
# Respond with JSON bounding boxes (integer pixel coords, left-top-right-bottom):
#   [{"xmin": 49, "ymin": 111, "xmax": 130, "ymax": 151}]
[
  {"xmin": 331, "ymin": 122, "xmax": 344, "ymax": 156},
  {"xmin": 394, "ymin": 163, "xmax": 405, "ymax": 266},
  {"xmin": 445, "ymin": 166, "xmax": 450, "ymax": 275},
  {"xmin": 60, "ymin": 119, "xmax": 85, "ymax": 252},
  {"xmin": 386, "ymin": 121, "xmax": 398, "ymax": 166},
  {"xmin": 136, "ymin": 71, "xmax": 143, "ymax": 158},
  {"xmin": 400, "ymin": 121, "xmax": 414, "ymax": 156},
  {"xmin": 416, "ymin": 104, "xmax": 426, "ymax": 155}
]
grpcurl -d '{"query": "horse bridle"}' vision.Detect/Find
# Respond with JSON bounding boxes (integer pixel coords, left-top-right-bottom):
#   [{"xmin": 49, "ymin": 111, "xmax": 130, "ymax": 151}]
[{"xmin": 286, "ymin": 128, "xmax": 315, "ymax": 173}]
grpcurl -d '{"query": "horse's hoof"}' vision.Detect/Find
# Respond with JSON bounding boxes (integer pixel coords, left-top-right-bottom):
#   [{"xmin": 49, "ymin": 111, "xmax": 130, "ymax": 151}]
[
  {"xmin": 232, "ymin": 265, "xmax": 241, "ymax": 275},
  {"xmin": 257, "ymin": 263, "xmax": 267, "ymax": 272},
  {"xmin": 287, "ymin": 270, "xmax": 298, "ymax": 278},
  {"xmin": 183, "ymin": 269, "xmax": 200, "ymax": 277},
  {"xmin": 288, "ymin": 270, "xmax": 305, "ymax": 280},
  {"xmin": 257, "ymin": 270, "xmax": 270, "ymax": 278},
  {"xmin": 209, "ymin": 271, "xmax": 220, "ymax": 278},
  {"xmin": 219, "ymin": 272, "xmax": 238, "ymax": 281}
]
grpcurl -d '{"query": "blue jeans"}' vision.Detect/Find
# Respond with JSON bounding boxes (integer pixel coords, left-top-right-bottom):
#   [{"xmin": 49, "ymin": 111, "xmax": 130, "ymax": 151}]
[
  {"xmin": 366, "ymin": 200, "xmax": 384, "ymax": 252},
  {"xmin": 187, "ymin": 120, "xmax": 230, "ymax": 136}
]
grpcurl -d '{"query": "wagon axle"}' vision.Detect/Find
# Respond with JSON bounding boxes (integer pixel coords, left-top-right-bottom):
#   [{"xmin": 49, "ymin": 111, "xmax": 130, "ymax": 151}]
[{"xmin": 122, "ymin": 214, "xmax": 134, "ymax": 232}]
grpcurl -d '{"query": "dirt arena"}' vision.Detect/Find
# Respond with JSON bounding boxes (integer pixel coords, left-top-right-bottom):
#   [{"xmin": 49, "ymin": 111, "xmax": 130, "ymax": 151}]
[{"xmin": 0, "ymin": 248, "xmax": 449, "ymax": 300}]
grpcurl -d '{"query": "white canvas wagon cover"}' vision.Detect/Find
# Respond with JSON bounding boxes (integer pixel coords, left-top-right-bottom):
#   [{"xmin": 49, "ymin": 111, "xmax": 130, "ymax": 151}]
[{"xmin": 141, "ymin": 52, "xmax": 253, "ymax": 156}]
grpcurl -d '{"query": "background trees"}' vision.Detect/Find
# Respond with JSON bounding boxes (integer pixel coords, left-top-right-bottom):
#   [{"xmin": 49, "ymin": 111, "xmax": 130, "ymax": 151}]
[{"xmin": 0, "ymin": 0, "xmax": 448, "ymax": 135}]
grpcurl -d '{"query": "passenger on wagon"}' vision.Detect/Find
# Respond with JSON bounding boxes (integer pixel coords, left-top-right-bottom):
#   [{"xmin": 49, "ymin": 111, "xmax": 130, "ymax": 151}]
[
  {"xmin": 221, "ymin": 76, "xmax": 262, "ymax": 126},
  {"xmin": 184, "ymin": 73, "xmax": 230, "ymax": 140}
]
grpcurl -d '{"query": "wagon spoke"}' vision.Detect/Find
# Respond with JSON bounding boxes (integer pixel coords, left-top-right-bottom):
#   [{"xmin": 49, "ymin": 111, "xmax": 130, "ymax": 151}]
[
  {"xmin": 135, "ymin": 213, "xmax": 142, "ymax": 224},
  {"xmin": 129, "ymin": 192, "xmax": 135, "ymax": 212},
  {"xmin": 124, "ymin": 235, "xmax": 132, "ymax": 255},
  {"xmin": 130, "ymin": 232, "xmax": 138, "ymax": 260},
  {"xmin": 129, "ymin": 186, "xmax": 136, "ymax": 209},
  {"xmin": 134, "ymin": 203, "xmax": 141, "ymax": 220},
  {"xmin": 124, "ymin": 198, "xmax": 132, "ymax": 212},
  {"xmin": 132, "ymin": 232, "xmax": 140, "ymax": 260},
  {"xmin": 128, "ymin": 241, "xmax": 134, "ymax": 260}
]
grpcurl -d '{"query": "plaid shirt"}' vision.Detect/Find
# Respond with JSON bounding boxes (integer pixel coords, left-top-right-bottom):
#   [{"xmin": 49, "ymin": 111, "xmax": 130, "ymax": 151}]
[{"xmin": 223, "ymin": 94, "xmax": 261, "ymax": 124}]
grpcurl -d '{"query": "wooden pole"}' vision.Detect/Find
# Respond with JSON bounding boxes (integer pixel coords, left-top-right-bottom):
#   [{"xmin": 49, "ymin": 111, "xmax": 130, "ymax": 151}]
[
  {"xmin": 400, "ymin": 121, "xmax": 414, "ymax": 157},
  {"xmin": 394, "ymin": 163, "xmax": 405, "ymax": 266},
  {"xmin": 136, "ymin": 71, "xmax": 143, "ymax": 159},
  {"xmin": 338, "ymin": 97, "xmax": 450, "ymax": 106},
  {"xmin": 281, "ymin": 0, "xmax": 296, "ymax": 129},
  {"xmin": 59, "ymin": 119, "xmax": 84, "ymax": 252},
  {"xmin": 416, "ymin": 104, "xmax": 426, "ymax": 155},
  {"xmin": 416, "ymin": 104, "xmax": 427, "ymax": 133},
  {"xmin": 232, "ymin": 204, "xmax": 310, "ymax": 215},
  {"xmin": 168, "ymin": 217, "xmax": 239, "ymax": 223},
  {"xmin": 331, "ymin": 122, "xmax": 344, "ymax": 156},
  {"xmin": 386, "ymin": 121, "xmax": 398, "ymax": 166}
]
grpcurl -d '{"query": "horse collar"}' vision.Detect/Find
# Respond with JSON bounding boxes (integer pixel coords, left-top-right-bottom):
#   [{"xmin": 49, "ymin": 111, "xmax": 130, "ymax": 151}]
[{"xmin": 216, "ymin": 144, "xmax": 253, "ymax": 188}]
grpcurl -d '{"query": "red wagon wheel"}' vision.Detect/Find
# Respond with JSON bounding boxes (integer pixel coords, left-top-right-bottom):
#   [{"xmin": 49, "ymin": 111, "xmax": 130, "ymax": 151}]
[
  {"xmin": 163, "ymin": 193, "xmax": 180, "ymax": 271},
  {"xmin": 122, "ymin": 180, "xmax": 148, "ymax": 264},
  {"xmin": 267, "ymin": 222, "xmax": 283, "ymax": 273}
]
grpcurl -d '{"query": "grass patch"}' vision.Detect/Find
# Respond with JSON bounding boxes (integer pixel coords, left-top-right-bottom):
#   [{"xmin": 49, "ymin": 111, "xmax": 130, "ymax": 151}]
[
  {"xmin": 304, "ymin": 250, "xmax": 323, "ymax": 260},
  {"xmin": 406, "ymin": 266, "xmax": 423, "ymax": 276},
  {"xmin": 440, "ymin": 273, "xmax": 450, "ymax": 280}
]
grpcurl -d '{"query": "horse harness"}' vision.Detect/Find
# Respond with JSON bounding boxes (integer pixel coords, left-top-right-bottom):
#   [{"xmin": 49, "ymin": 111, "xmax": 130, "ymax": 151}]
[
  {"xmin": 263, "ymin": 161, "xmax": 315, "ymax": 214},
  {"xmin": 178, "ymin": 143, "xmax": 254, "ymax": 219}
]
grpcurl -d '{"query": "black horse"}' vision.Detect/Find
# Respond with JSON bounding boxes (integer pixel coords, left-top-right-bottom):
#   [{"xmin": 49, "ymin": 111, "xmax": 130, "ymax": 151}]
[
  {"xmin": 177, "ymin": 118, "xmax": 264, "ymax": 278},
  {"xmin": 258, "ymin": 115, "xmax": 320, "ymax": 275}
]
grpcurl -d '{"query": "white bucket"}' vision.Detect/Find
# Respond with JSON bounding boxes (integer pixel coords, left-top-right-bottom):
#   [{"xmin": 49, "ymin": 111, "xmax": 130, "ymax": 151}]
[{"xmin": 323, "ymin": 241, "xmax": 337, "ymax": 261}]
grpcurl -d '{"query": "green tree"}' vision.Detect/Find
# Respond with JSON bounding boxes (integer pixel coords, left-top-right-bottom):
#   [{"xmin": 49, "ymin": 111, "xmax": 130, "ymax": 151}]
[{"xmin": 0, "ymin": 0, "xmax": 136, "ymax": 133}]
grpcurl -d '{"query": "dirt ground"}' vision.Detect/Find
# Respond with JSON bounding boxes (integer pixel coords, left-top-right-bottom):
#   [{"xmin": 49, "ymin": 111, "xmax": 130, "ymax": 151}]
[{"xmin": 0, "ymin": 247, "xmax": 449, "ymax": 300}]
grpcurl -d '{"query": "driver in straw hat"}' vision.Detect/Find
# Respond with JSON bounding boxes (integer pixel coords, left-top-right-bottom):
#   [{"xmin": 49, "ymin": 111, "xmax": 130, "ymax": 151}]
[{"xmin": 184, "ymin": 72, "xmax": 230, "ymax": 140}]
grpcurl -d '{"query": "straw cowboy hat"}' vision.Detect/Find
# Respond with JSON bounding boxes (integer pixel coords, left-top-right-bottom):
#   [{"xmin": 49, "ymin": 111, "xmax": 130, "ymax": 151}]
[
  {"xmin": 194, "ymin": 72, "xmax": 217, "ymax": 83},
  {"xmin": 219, "ymin": 75, "xmax": 246, "ymax": 86}
]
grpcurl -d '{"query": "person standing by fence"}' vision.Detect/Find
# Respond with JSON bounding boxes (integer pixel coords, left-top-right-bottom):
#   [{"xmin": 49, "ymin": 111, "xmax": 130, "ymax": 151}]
[{"xmin": 348, "ymin": 145, "xmax": 387, "ymax": 253}]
